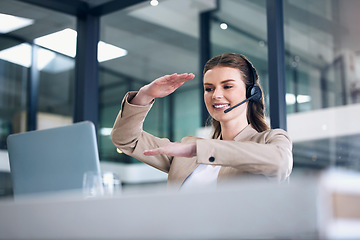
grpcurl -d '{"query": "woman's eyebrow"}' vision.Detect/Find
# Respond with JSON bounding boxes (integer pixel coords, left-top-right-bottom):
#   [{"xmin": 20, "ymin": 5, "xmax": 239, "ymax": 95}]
[
  {"xmin": 204, "ymin": 79, "xmax": 236, "ymax": 85},
  {"xmin": 221, "ymin": 79, "xmax": 236, "ymax": 84}
]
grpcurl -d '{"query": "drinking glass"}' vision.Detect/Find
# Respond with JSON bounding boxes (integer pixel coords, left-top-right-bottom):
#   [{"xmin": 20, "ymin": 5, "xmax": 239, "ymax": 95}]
[
  {"xmin": 82, "ymin": 171, "xmax": 104, "ymax": 198},
  {"xmin": 102, "ymin": 171, "xmax": 122, "ymax": 196}
]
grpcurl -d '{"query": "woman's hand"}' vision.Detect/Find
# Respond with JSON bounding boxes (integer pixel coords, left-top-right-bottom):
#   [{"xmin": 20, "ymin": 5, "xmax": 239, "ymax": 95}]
[
  {"xmin": 131, "ymin": 73, "xmax": 195, "ymax": 105},
  {"xmin": 143, "ymin": 142, "xmax": 196, "ymax": 158}
]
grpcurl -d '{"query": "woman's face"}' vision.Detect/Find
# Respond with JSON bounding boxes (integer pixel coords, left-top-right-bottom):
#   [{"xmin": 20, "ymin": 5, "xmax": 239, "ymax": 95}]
[{"xmin": 203, "ymin": 66, "xmax": 247, "ymax": 123}]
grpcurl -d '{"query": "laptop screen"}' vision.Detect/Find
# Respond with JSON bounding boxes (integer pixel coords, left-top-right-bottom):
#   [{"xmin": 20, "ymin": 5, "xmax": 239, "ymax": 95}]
[{"xmin": 7, "ymin": 121, "xmax": 101, "ymax": 197}]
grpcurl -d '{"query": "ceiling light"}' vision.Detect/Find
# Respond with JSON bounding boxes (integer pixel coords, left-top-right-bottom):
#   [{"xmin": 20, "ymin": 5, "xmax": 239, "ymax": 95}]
[
  {"xmin": 0, "ymin": 43, "xmax": 31, "ymax": 67},
  {"xmin": 34, "ymin": 28, "xmax": 77, "ymax": 57},
  {"xmin": 0, "ymin": 13, "xmax": 34, "ymax": 34},
  {"xmin": 98, "ymin": 41, "xmax": 127, "ymax": 62},
  {"xmin": 220, "ymin": 23, "xmax": 228, "ymax": 30},
  {"xmin": 0, "ymin": 43, "xmax": 55, "ymax": 70},
  {"xmin": 258, "ymin": 41, "xmax": 265, "ymax": 47},
  {"xmin": 37, "ymin": 48, "xmax": 56, "ymax": 70},
  {"xmin": 34, "ymin": 28, "xmax": 127, "ymax": 62},
  {"xmin": 150, "ymin": 0, "xmax": 159, "ymax": 6}
]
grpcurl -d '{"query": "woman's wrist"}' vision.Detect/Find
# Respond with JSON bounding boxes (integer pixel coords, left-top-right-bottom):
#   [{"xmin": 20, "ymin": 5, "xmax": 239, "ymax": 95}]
[{"xmin": 130, "ymin": 87, "xmax": 154, "ymax": 106}]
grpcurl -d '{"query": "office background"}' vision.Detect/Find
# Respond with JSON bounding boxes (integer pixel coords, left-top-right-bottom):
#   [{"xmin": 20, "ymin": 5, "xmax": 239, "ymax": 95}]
[{"xmin": 1, "ymin": 0, "xmax": 360, "ymax": 197}]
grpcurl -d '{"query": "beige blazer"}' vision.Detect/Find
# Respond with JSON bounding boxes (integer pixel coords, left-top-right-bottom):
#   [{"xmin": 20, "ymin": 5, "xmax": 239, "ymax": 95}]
[{"xmin": 111, "ymin": 92, "xmax": 293, "ymax": 189}]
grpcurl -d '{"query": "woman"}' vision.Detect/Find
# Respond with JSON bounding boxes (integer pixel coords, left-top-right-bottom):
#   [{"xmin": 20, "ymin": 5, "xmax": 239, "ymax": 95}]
[{"xmin": 111, "ymin": 53, "xmax": 293, "ymax": 190}]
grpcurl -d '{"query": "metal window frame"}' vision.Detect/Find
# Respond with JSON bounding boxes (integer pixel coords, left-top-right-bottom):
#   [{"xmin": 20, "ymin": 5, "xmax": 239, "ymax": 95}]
[{"xmin": 267, "ymin": 0, "xmax": 287, "ymax": 130}]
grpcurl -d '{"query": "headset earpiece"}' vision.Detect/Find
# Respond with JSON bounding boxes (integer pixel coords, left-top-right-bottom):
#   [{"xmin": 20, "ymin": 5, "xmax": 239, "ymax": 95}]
[
  {"xmin": 224, "ymin": 54, "xmax": 263, "ymax": 113},
  {"xmin": 247, "ymin": 85, "xmax": 262, "ymax": 102},
  {"xmin": 241, "ymin": 54, "xmax": 262, "ymax": 103}
]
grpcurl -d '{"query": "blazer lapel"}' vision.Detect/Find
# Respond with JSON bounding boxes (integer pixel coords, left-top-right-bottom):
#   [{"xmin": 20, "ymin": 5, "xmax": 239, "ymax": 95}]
[{"xmin": 233, "ymin": 124, "xmax": 258, "ymax": 142}]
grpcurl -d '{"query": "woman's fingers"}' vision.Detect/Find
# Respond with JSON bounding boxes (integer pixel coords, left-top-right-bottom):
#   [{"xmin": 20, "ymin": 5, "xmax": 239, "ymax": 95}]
[
  {"xmin": 131, "ymin": 73, "xmax": 195, "ymax": 105},
  {"xmin": 178, "ymin": 73, "xmax": 195, "ymax": 81},
  {"xmin": 143, "ymin": 142, "xmax": 196, "ymax": 158},
  {"xmin": 140, "ymin": 73, "xmax": 195, "ymax": 100},
  {"xmin": 143, "ymin": 149, "xmax": 163, "ymax": 156},
  {"xmin": 163, "ymin": 73, "xmax": 195, "ymax": 84},
  {"xmin": 166, "ymin": 73, "xmax": 195, "ymax": 89}
]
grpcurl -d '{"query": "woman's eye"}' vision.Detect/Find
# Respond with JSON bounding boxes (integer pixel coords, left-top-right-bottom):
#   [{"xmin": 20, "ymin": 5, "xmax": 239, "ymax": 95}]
[
  {"xmin": 205, "ymin": 88, "xmax": 213, "ymax": 92},
  {"xmin": 224, "ymin": 85, "xmax": 233, "ymax": 89}
]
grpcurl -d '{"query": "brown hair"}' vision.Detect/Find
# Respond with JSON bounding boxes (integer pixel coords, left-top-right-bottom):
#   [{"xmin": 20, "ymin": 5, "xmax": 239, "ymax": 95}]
[{"xmin": 203, "ymin": 53, "xmax": 269, "ymax": 139}]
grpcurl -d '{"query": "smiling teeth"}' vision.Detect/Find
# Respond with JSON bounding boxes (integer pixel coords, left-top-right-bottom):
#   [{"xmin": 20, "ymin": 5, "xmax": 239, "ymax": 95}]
[{"xmin": 214, "ymin": 104, "xmax": 229, "ymax": 109}]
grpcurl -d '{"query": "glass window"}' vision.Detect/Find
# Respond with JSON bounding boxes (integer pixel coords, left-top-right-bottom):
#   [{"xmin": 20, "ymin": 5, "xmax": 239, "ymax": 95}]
[
  {"xmin": 210, "ymin": 0, "xmax": 270, "ymax": 117},
  {"xmin": 174, "ymin": 87, "xmax": 201, "ymax": 141},
  {"xmin": 284, "ymin": 0, "xmax": 360, "ymax": 170},
  {"xmin": 37, "ymin": 48, "xmax": 75, "ymax": 129},
  {"xmin": 99, "ymin": 0, "xmax": 207, "ymax": 165},
  {"xmin": 0, "ymin": 38, "xmax": 29, "ymax": 148},
  {"xmin": 0, "ymin": 1, "xmax": 76, "ymax": 137}
]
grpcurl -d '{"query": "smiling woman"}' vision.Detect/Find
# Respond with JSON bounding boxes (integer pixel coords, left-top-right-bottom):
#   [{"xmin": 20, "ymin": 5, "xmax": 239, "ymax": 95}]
[
  {"xmin": 111, "ymin": 53, "xmax": 293, "ymax": 190},
  {"xmin": 203, "ymin": 67, "xmax": 249, "ymax": 140},
  {"xmin": 203, "ymin": 53, "xmax": 268, "ymax": 139}
]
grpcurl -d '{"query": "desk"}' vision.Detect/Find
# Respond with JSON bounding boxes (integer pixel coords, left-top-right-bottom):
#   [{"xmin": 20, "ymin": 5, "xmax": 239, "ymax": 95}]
[{"xmin": 0, "ymin": 169, "xmax": 359, "ymax": 239}]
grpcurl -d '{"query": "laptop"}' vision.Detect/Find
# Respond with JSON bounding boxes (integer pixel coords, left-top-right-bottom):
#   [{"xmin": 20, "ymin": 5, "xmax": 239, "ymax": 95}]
[{"xmin": 7, "ymin": 121, "xmax": 102, "ymax": 197}]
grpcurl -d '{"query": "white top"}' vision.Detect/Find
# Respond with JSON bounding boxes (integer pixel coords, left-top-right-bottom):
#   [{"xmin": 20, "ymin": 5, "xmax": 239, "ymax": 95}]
[{"xmin": 181, "ymin": 164, "xmax": 221, "ymax": 190}]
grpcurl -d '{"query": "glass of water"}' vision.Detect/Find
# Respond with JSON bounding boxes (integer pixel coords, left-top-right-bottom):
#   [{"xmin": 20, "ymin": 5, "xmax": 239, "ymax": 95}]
[
  {"xmin": 82, "ymin": 171, "xmax": 104, "ymax": 198},
  {"xmin": 102, "ymin": 171, "xmax": 122, "ymax": 196}
]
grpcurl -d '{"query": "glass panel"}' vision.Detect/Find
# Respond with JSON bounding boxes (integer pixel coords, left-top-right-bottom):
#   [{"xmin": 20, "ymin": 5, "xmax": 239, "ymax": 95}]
[
  {"xmin": 284, "ymin": 0, "xmax": 360, "ymax": 171},
  {"xmin": 100, "ymin": 0, "xmax": 206, "ymax": 165},
  {"xmin": 210, "ymin": 0, "xmax": 270, "ymax": 117},
  {"xmin": 99, "ymin": 70, "xmax": 129, "ymax": 163},
  {"xmin": 0, "ymin": 38, "xmax": 28, "ymax": 148},
  {"xmin": 174, "ymin": 88, "xmax": 200, "ymax": 141},
  {"xmin": 37, "ymin": 48, "xmax": 74, "ymax": 129}
]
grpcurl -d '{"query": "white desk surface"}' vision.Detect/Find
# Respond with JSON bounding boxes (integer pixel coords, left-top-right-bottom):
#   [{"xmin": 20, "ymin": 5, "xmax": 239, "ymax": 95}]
[{"xmin": 0, "ymin": 169, "xmax": 359, "ymax": 240}]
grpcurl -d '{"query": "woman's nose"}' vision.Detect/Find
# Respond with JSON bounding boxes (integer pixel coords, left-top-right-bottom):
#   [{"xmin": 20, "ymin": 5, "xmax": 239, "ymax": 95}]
[{"xmin": 212, "ymin": 88, "xmax": 223, "ymax": 99}]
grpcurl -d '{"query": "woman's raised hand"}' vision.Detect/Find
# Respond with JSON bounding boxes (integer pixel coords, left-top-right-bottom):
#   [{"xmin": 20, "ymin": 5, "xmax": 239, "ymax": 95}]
[{"xmin": 131, "ymin": 73, "xmax": 195, "ymax": 105}]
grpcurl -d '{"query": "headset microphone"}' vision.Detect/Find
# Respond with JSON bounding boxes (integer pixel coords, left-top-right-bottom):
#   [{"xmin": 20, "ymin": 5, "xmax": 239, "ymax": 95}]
[
  {"xmin": 224, "ymin": 91, "xmax": 261, "ymax": 113},
  {"xmin": 224, "ymin": 55, "xmax": 262, "ymax": 113}
]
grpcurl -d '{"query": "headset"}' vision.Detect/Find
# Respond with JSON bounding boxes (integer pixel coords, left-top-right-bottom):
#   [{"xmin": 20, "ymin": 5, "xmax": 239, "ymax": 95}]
[{"xmin": 224, "ymin": 55, "xmax": 262, "ymax": 113}]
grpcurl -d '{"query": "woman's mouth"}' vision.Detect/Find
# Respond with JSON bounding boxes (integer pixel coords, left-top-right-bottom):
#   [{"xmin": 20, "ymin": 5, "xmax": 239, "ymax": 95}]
[{"xmin": 213, "ymin": 103, "xmax": 230, "ymax": 111}]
